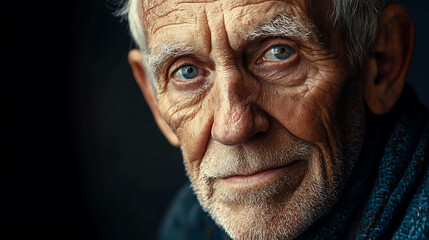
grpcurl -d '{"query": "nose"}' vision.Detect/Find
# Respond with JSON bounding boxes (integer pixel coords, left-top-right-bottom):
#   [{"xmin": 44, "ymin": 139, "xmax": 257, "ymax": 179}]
[{"xmin": 211, "ymin": 69, "xmax": 270, "ymax": 145}]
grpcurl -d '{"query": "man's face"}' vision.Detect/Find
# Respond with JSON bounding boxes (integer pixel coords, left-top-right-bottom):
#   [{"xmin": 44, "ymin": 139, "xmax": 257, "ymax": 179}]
[{"xmin": 142, "ymin": 0, "xmax": 365, "ymax": 239}]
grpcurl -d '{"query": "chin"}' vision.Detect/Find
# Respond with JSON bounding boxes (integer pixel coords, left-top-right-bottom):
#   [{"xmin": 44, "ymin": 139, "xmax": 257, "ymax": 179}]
[{"xmin": 215, "ymin": 176, "xmax": 340, "ymax": 239}]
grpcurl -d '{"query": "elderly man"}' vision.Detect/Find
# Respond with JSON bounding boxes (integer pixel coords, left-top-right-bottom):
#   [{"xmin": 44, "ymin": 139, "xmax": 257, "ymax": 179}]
[{"xmin": 118, "ymin": 0, "xmax": 428, "ymax": 239}]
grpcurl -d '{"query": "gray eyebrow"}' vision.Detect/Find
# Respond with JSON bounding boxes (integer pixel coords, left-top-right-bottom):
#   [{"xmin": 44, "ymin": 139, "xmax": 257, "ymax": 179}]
[
  {"xmin": 143, "ymin": 43, "xmax": 195, "ymax": 84},
  {"xmin": 245, "ymin": 13, "xmax": 319, "ymax": 43}
]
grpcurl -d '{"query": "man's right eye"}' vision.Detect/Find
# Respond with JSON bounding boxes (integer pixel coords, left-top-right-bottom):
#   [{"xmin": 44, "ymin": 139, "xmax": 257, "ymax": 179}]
[
  {"xmin": 173, "ymin": 65, "xmax": 200, "ymax": 80},
  {"xmin": 262, "ymin": 44, "xmax": 295, "ymax": 61}
]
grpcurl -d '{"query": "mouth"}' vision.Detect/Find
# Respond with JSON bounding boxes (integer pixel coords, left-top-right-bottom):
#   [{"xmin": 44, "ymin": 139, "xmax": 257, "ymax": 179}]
[
  {"xmin": 211, "ymin": 160, "xmax": 308, "ymax": 203},
  {"xmin": 220, "ymin": 164, "xmax": 294, "ymax": 186}
]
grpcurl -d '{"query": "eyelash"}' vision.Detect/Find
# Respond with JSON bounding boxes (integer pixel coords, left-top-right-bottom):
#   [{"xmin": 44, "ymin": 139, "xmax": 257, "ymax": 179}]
[
  {"xmin": 255, "ymin": 40, "xmax": 297, "ymax": 63},
  {"xmin": 168, "ymin": 60, "xmax": 212, "ymax": 90},
  {"xmin": 173, "ymin": 65, "xmax": 201, "ymax": 81},
  {"xmin": 169, "ymin": 58, "xmax": 202, "ymax": 78}
]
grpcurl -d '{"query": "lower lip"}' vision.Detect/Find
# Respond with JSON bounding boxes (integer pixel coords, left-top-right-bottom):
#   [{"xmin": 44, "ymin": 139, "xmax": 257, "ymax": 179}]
[{"xmin": 221, "ymin": 165, "xmax": 288, "ymax": 186}]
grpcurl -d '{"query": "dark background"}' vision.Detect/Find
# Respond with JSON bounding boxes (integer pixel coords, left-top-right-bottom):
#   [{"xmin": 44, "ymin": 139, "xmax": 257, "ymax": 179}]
[{"xmin": 3, "ymin": 1, "xmax": 428, "ymax": 239}]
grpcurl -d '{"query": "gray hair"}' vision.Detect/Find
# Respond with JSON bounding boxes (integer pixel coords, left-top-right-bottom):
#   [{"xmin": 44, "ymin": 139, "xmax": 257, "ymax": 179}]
[
  {"xmin": 331, "ymin": 0, "xmax": 396, "ymax": 69},
  {"xmin": 117, "ymin": 0, "xmax": 396, "ymax": 80}
]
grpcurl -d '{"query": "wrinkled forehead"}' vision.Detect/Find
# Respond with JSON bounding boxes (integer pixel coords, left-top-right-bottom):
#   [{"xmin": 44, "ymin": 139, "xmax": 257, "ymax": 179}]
[{"xmin": 141, "ymin": 0, "xmax": 311, "ymax": 51}]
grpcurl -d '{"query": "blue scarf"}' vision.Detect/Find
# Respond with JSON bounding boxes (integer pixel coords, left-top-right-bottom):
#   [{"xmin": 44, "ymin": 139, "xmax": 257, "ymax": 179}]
[{"xmin": 158, "ymin": 85, "xmax": 429, "ymax": 240}]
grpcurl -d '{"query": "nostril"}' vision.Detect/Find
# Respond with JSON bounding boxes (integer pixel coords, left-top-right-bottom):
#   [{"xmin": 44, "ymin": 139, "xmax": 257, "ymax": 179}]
[
  {"xmin": 252, "ymin": 105, "xmax": 270, "ymax": 134},
  {"xmin": 252, "ymin": 131, "xmax": 265, "ymax": 140},
  {"xmin": 211, "ymin": 104, "xmax": 270, "ymax": 145},
  {"xmin": 211, "ymin": 118, "xmax": 252, "ymax": 145}
]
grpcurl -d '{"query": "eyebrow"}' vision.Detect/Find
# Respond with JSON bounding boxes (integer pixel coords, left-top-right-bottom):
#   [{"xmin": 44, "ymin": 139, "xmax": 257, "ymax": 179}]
[
  {"xmin": 144, "ymin": 43, "xmax": 195, "ymax": 82},
  {"xmin": 245, "ymin": 13, "xmax": 318, "ymax": 43},
  {"xmin": 145, "ymin": 13, "xmax": 318, "ymax": 83}
]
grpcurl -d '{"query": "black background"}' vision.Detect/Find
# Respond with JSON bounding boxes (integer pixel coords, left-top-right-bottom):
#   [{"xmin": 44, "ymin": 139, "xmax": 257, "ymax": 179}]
[{"xmin": 3, "ymin": 1, "xmax": 428, "ymax": 239}]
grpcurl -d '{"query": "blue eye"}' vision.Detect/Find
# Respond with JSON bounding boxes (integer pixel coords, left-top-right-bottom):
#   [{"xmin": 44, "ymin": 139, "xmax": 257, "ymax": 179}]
[
  {"xmin": 174, "ymin": 65, "xmax": 200, "ymax": 80},
  {"xmin": 262, "ymin": 45, "xmax": 294, "ymax": 61}
]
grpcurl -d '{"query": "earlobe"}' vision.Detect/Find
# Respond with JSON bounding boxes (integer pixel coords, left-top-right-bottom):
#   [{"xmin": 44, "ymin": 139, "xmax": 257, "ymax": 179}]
[
  {"xmin": 363, "ymin": 3, "xmax": 415, "ymax": 115},
  {"xmin": 128, "ymin": 49, "xmax": 180, "ymax": 147}
]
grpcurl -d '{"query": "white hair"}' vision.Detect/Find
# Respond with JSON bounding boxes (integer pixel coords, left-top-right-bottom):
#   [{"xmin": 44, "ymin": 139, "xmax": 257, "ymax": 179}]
[
  {"xmin": 116, "ymin": 0, "xmax": 397, "ymax": 81},
  {"xmin": 116, "ymin": 0, "xmax": 146, "ymax": 51},
  {"xmin": 331, "ymin": 0, "xmax": 396, "ymax": 69}
]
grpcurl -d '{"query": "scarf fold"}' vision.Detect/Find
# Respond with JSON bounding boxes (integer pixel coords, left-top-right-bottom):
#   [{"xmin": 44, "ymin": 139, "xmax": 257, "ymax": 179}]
[{"xmin": 357, "ymin": 104, "xmax": 428, "ymax": 239}]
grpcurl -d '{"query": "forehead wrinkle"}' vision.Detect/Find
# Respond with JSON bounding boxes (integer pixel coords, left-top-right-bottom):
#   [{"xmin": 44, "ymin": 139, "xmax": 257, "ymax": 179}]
[
  {"xmin": 226, "ymin": 0, "xmax": 288, "ymax": 11},
  {"xmin": 145, "ymin": 0, "xmax": 169, "ymax": 12},
  {"xmin": 143, "ymin": 0, "xmax": 168, "ymax": 34},
  {"xmin": 206, "ymin": 1, "xmax": 239, "ymax": 67},
  {"xmin": 144, "ymin": 2, "xmax": 197, "ymax": 40},
  {"xmin": 176, "ymin": 0, "xmax": 218, "ymax": 4},
  {"xmin": 145, "ymin": 3, "xmax": 197, "ymax": 39},
  {"xmin": 155, "ymin": 8, "xmax": 188, "ymax": 21},
  {"xmin": 151, "ymin": 21, "xmax": 196, "ymax": 38},
  {"xmin": 198, "ymin": 7, "xmax": 212, "ymax": 54}
]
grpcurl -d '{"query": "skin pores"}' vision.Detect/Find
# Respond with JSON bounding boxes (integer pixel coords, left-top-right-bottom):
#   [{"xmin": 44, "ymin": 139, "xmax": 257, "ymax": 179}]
[{"xmin": 141, "ymin": 0, "xmax": 366, "ymax": 239}]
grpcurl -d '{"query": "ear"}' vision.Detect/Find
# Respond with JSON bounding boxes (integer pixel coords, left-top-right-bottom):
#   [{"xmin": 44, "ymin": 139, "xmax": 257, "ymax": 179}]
[
  {"xmin": 363, "ymin": 3, "xmax": 415, "ymax": 115},
  {"xmin": 128, "ymin": 49, "xmax": 180, "ymax": 147}
]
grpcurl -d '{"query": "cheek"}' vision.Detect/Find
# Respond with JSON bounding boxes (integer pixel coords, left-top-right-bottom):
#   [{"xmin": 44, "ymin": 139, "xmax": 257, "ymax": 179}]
[
  {"xmin": 158, "ymin": 89, "xmax": 213, "ymax": 172},
  {"xmin": 260, "ymin": 69, "xmax": 344, "ymax": 145},
  {"xmin": 178, "ymin": 117, "xmax": 212, "ymax": 168}
]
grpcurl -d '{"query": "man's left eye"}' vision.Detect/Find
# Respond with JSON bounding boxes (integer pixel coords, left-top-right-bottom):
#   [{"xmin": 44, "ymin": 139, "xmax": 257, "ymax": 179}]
[
  {"xmin": 173, "ymin": 65, "xmax": 200, "ymax": 80},
  {"xmin": 262, "ymin": 44, "xmax": 295, "ymax": 61}
]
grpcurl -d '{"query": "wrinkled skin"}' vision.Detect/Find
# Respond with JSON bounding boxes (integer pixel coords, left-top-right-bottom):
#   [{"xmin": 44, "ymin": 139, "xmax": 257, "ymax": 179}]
[{"xmin": 141, "ymin": 0, "xmax": 366, "ymax": 239}]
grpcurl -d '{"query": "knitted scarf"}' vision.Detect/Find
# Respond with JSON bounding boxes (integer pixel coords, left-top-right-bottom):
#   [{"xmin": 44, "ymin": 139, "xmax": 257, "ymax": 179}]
[{"xmin": 158, "ymin": 86, "xmax": 429, "ymax": 240}]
